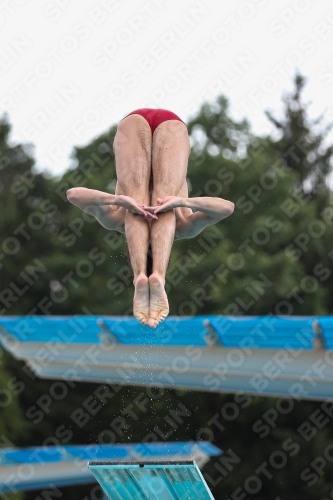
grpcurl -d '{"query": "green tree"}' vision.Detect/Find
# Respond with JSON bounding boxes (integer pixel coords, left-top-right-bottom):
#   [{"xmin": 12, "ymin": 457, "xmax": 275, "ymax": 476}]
[
  {"xmin": 0, "ymin": 352, "xmax": 25, "ymax": 500},
  {"xmin": 265, "ymin": 72, "xmax": 333, "ymax": 194},
  {"xmin": 171, "ymin": 96, "xmax": 331, "ymax": 317},
  {"xmin": 0, "ymin": 354, "xmax": 26, "ymax": 443},
  {"xmin": 0, "ymin": 114, "xmax": 59, "ymax": 317},
  {"xmin": 265, "ymin": 72, "xmax": 333, "ymax": 315}
]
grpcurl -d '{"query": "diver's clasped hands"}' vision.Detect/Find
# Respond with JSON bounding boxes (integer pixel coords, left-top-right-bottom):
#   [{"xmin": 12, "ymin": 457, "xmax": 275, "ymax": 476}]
[
  {"xmin": 117, "ymin": 195, "xmax": 158, "ymax": 219},
  {"xmin": 140, "ymin": 196, "xmax": 183, "ymax": 216},
  {"xmin": 118, "ymin": 195, "xmax": 183, "ymax": 219}
]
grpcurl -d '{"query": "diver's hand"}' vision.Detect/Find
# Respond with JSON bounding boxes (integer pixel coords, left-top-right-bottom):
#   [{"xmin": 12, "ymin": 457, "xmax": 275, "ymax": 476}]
[
  {"xmin": 118, "ymin": 195, "xmax": 158, "ymax": 219},
  {"xmin": 141, "ymin": 196, "xmax": 183, "ymax": 215}
]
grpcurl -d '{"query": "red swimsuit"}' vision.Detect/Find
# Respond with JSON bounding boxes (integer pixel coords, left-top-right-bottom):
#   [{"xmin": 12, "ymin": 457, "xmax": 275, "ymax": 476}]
[{"xmin": 125, "ymin": 108, "xmax": 186, "ymax": 133}]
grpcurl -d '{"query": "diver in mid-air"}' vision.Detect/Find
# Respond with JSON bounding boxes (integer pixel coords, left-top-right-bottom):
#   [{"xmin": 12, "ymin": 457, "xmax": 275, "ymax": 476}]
[{"xmin": 67, "ymin": 108, "xmax": 235, "ymax": 328}]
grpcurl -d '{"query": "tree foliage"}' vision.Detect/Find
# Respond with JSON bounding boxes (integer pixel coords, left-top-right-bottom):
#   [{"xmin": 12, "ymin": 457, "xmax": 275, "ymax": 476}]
[{"xmin": 265, "ymin": 72, "xmax": 333, "ymax": 194}]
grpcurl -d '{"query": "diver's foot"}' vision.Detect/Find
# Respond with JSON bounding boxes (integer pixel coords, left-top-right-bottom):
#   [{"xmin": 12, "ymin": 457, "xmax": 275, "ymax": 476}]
[
  {"xmin": 148, "ymin": 273, "xmax": 169, "ymax": 328},
  {"xmin": 133, "ymin": 274, "xmax": 149, "ymax": 326}
]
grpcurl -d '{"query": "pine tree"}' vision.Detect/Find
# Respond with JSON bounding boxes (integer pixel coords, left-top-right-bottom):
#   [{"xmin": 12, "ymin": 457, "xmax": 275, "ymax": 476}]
[{"xmin": 265, "ymin": 72, "xmax": 333, "ymax": 194}]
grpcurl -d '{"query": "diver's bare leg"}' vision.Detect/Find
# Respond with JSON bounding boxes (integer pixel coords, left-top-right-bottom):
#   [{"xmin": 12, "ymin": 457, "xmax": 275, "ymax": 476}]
[
  {"xmin": 148, "ymin": 120, "xmax": 190, "ymax": 328},
  {"xmin": 113, "ymin": 115, "xmax": 152, "ymax": 325}
]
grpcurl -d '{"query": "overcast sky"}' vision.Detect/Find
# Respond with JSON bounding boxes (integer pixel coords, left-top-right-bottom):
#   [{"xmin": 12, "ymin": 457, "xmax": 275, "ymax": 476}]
[{"xmin": 1, "ymin": 0, "xmax": 333, "ymax": 177}]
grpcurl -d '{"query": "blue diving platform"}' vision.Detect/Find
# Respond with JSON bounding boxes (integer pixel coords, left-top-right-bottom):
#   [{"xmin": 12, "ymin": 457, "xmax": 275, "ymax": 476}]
[
  {"xmin": 1, "ymin": 315, "xmax": 333, "ymax": 400},
  {"xmin": 88, "ymin": 460, "xmax": 215, "ymax": 500},
  {"xmin": 0, "ymin": 442, "xmax": 220, "ymax": 493}
]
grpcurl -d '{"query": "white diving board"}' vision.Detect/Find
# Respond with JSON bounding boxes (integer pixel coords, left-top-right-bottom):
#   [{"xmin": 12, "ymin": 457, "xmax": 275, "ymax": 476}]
[
  {"xmin": 88, "ymin": 460, "xmax": 215, "ymax": 500},
  {"xmin": 0, "ymin": 442, "xmax": 220, "ymax": 494},
  {"xmin": 1, "ymin": 315, "xmax": 333, "ymax": 401}
]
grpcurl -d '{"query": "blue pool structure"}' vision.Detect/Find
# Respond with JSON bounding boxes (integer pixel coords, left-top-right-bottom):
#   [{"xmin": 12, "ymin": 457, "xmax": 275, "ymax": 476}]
[
  {"xmin": 0, "ymin": 441, "xmax": 221, "ymax": 494},
  {"xmin": 0, "ymin": 315, "xmax": 332, "ymax": 400}
]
